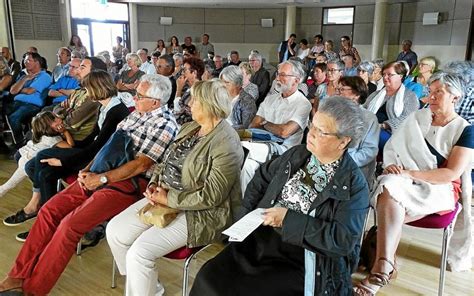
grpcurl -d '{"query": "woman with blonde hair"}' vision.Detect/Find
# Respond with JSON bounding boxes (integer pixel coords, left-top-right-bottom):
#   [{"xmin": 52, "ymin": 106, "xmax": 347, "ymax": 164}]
[
  {"xmin": 238, "ymin": 62, "xmax": 259, "ymax": 101},
  {"xmin": 117, "ymin": 53, "xmax": 145, "ymax": 96},
  {"xmin": 107, "ymin": 79, "xmax": 244, "ymax": 296},
  {"xmin": 415, "ymin": 56, "xmax": 437, "ymax": 102}
]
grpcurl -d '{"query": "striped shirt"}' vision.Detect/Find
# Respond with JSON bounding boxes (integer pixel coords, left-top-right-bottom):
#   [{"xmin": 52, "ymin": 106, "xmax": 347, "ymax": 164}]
[{"xmin": 117, "ymin": 105, "xmax": 179, "ymax": 178}]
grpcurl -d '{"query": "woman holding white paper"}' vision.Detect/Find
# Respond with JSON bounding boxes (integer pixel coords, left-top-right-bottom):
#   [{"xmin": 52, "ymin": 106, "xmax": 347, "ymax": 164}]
[
  {"xmin": 191, "ymin": 97, "xmax": 370, "ymax": 296},
  {"xmin": 106, "ymin": 79, "xmax": 243, "ymax": 296}
]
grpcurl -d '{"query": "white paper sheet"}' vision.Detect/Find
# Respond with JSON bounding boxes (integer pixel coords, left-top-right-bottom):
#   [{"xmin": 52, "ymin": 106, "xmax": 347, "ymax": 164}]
[{"xmin": 222, "ymin": 208, "xmax": 265, "ymax": 242}]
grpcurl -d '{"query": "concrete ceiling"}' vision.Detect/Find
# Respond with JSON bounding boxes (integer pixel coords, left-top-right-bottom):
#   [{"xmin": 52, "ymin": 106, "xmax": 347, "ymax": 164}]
[{"xmin": 113, "ymin": 0, "xmax": 421, "ymax": 8}]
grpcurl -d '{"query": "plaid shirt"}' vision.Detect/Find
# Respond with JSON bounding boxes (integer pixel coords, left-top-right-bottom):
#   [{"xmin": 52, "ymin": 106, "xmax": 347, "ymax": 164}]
[
  {"xmin": 455, "ymin": 86, "xmax": 473, "ymax": 125},
  {"xmin": 117, "ymin": 105, "xmax": 179, "ymax": 178}
]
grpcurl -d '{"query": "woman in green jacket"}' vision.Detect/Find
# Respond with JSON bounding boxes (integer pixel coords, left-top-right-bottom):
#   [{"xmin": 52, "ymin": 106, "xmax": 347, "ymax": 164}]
[{"xmin": 106, "ymin": 79, "xmax": 243, "ymax": 296}]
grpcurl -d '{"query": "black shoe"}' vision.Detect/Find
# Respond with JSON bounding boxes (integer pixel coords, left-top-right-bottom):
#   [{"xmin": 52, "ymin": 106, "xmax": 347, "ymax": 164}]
[
  {"xmin": 15, "ymin": 231, "xmax": 29, "ymax": 242},
  {"xmin": 80, "ymin": 223, "xmax": 106, "ymax": 251},
  {"xmin": 3, "ymin": 209, "xmax": 38, "ymax": 226}
]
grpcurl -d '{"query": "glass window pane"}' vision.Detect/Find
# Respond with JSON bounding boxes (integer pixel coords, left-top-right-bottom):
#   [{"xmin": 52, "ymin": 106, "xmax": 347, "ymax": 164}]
[
  {"xmin": 323, "ymin": 7, "xmax": 354, "ymax": 25},
  {"xmin": 71, "ymin": 0, "xmax": 128, "ymax": 21}
]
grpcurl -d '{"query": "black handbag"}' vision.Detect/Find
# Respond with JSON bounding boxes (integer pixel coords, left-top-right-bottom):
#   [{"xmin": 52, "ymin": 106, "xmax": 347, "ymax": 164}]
[{"xmin": 359, "ymin": 225, "xmax": 377, "ymax": 271}]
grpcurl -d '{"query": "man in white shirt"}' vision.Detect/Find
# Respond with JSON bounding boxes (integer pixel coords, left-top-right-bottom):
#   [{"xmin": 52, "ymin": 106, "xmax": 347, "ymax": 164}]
[
  {"xmin": 137, "ymin": 48, "xmax": 156, "ymax": 75},
  {"xmin": 241, "ymin": 60, "xmax": 312, "ymax": 195}
]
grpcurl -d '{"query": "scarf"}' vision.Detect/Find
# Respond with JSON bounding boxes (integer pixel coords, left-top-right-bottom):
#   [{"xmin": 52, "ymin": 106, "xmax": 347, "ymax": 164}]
[{"xmin": 367, "ymin": 83, "xmax": 406, "ymax": 117}]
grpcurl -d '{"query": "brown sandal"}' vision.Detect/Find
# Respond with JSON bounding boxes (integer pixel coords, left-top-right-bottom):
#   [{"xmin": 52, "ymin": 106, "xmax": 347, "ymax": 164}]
[{"xmin": 353, "ymin": 257, "xmax": 397, "ymax": 295}]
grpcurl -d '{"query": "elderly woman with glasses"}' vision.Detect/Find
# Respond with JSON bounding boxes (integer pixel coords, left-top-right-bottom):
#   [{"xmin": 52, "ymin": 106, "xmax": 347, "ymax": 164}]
[
  {"xmin": 363, "ymin": 61, "xmax": 419, "ymax": 151},
  {"xmin": 107, "ymin": 79, "xmax": 244, "ymax": 296},
  {"xmin": 357, "ymin": 61, "xmax": 377, "ymax": 95},
  {"xmin": 220, "ymin": 65, "xmax": 257, "ymax": 129},
  {"xmin": 354, "ymin": 72, "xmax": 473, "ymax": 295},
  {"xmin": 191, "ymin": 97, "xmax": 370, "ymax": 296}
]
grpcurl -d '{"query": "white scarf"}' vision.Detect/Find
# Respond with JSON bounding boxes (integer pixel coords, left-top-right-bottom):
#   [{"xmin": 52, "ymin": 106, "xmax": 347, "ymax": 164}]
[{"xmin": 367, "ymin": 83, "xmax": 406, "ymax": 117}]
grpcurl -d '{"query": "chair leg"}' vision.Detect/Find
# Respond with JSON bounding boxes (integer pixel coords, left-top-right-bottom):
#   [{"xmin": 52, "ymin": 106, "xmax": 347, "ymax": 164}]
[
  {"xmin": 56, "ymin": 179, "xmax": 62, "ymax": 192},
  {"xmin": 182, "ymin": 253, "xmax": 198, "ymax": 296},
  {"xmin": 76, "ymin": 240, "xmax": 82, "ymax": 256},
  {"xmin": 111, "ymin": 259, "xmax": 117, "ymax": 288},
  {"xmin": 438, "ymin": 227, "xmax": 450, "ymax": 296}
]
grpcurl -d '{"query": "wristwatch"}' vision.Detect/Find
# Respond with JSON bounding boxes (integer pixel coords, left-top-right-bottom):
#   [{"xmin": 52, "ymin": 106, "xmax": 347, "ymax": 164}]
[{"xmin": 100, "ymin": 175, "xmax": 108, "ymax": 185}]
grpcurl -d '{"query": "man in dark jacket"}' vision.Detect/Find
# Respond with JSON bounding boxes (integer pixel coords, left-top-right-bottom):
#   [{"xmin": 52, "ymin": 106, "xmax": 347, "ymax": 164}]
[
  {"xmin": 278, "ymin": 33, "xmax": 297, "ymax": 63},
  {"xmin": 249, "ymin": 52, "xmax": 270, "ymax": 107}
]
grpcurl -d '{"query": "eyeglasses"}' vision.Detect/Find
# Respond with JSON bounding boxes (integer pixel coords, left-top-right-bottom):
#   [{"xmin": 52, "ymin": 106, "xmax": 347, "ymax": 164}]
[
  {"xmin": 327, "ymin": 69, "xmax": 341, "ymax": 73},
  {"xmin": 134, "ymin": 92, "xmax": 152, "ymax": 101},
  {"xmin": 309, "ymin": 122, "xmax": 339, "ymax": 138},
  {"xmin": 382, "ymin": 73, "xmax": 400, "ymax": 78},
  {"xmin": 249, "ymin": 59, "xmax": 258, "ymax": 62},
  {"xmin": 357, "ymin": 69, "xmax": 367, "ymax": 73},
  {"xmin": 336, "ymin": 86, "xmax": 353, "ymax": 93},
  {"xmin": 276, "ymin": 71, "xmax": 298, "ymax": 78}
]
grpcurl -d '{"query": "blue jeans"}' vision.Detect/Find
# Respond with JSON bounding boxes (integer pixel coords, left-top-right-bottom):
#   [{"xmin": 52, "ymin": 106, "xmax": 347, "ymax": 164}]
[{"xmin": 8, "ymin": 101, "xmax": 41, "ymax": 146}]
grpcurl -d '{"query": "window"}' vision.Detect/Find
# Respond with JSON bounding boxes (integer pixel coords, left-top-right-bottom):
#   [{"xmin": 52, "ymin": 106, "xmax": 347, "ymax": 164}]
[
  {"xmin": 323, "ymin": 7, "xmax": 354, "ymax": 25},
  {"xmin": 71, "ymin": 0, "xmax": 128, "ymax": 21}
]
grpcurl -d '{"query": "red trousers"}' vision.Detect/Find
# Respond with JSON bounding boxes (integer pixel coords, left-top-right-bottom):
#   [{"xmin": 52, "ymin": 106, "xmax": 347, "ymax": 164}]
[{"xmin": 8, "ymin": 178, "xmax": 148, "ymax": 295}]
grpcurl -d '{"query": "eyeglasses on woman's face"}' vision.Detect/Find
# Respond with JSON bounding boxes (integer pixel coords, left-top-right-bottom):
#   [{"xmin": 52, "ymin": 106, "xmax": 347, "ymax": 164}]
[
  {"xmin": 309, "ymin": 122, "xmax": 339, "ymax": 138},
  {"xmin": 382, "ymin": 72, "xmax": 400, "ymax": 79}
]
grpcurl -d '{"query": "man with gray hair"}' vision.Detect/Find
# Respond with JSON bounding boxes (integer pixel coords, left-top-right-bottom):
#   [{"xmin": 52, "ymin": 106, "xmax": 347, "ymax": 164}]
[
  {"xmin": 241, "ymin": 59, "xmax": 312, "ymax": 195},
  {"xmin": 0, "ymin": 74, "xmax": 180, "ymax": 296},
  {"xmin": 249, "ymin": 52, "xmax": 270, "ymax": 106},
  {"xmin": 396, "ymin": 39, "xmax": 418, "ymax": 72}
]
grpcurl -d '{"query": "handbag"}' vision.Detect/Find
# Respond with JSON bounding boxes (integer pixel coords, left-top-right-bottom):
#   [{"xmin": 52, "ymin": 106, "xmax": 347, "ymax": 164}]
[
  {"xmin": 138, "ymin": 202, "xmax": 181, "ymax": 228},
  {"xmin": 359, "ymin": 225, "xmax": 377, "ymax": 271}
]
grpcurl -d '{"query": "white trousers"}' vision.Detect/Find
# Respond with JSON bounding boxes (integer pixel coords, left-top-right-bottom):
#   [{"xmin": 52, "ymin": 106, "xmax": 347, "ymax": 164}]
[
  {"xmin": 0, "ymin": 156, "xmax": 28, "ymax": 197},
  {"xmin": 240, "ymin": 141, "xmax": 286, "ymax": 198},
  {"xmin": 106, "ymin": 198, "xmax": 188, "ymax": 296}
]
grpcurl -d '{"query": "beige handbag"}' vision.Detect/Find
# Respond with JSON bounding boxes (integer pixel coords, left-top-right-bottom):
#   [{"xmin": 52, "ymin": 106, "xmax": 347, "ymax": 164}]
[{"xmin": 138, "ymin": 203, "xmax": 181, "ymax": 228}]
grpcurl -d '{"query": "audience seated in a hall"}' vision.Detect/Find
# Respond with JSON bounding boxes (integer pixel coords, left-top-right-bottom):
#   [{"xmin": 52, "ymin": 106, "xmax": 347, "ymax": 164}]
[
  {"xmin": 107, "ymin": 79, "xmax": 243, "ymax": 296},
  {"xmin": 357, "ymin": 61, "xmax": 377, "ymax": 96},
  {"xmin": 2, "ymin": 69, "xmax": 130, "ymax": 242},
  {"xmin": 354, "ymin": 72, "xmax": 473, "ymax": 295},
  {"xmin": 191, "ymin": 97, "xmax": 369, "ymax": 296},
  {"xmin": 155, "ymin": 54, "xmax": 177, "ymax": 110},
  {"xmin": 47, "ymin": 57, "xmax": 81, "ymax": 107},
  {"xmin": 197, "ymin": 33, "xmax": 214, "ymax": 60},
  {"xmin": 1, "ymin": 47, "xmax": 21, "ymax": 82},
  {"xmin": 219, "ymin": 65, "xmax": 257, "ymax": 129},
  {"xmin": 116, "ymin": 53, "xmax": 145, "ymax": 106},
  {"xmin": 0, "ymin": 73, "xmax": 179, "ymax": 296},
  {"xmin": 239, "ymin": 62, "xmax": 259, "ymax": 101},
  {"xmin": 52, "ymin": 47, "xmax": 71, "ymax": 83},
  {"xmin": 337, "ymin": 76, "xmax": 380, "ymax": 185},
  {"xmin": 248, "ymin": 52, "xmax": 270, "ymax": 107},
  {"xmin": 363, "ymin": 61, "xmax": 419, "ymax": 152},
  {"xmin": 174, "ymin": 57, "xmax": 204, "ymax": 125},
  {"xmin": 241, "ymin": 59, "xmax": 311, "ymax": 196},
  {"xmin": 7, "ymin": 52, "xmax": 52, "ymax": 149},
  {"xmin": 0, "ymin": 111, "xmax": 74, "ymax": 199},
  {"xmin": 399, "ymin": 60, "xmax": 423, "ymax": 99}
]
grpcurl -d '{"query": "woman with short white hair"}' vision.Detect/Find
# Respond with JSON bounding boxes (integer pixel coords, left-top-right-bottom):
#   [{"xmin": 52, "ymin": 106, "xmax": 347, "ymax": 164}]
[{"xmin": 116, "ymin": 53, "xmax": 144, "ymax": 96}]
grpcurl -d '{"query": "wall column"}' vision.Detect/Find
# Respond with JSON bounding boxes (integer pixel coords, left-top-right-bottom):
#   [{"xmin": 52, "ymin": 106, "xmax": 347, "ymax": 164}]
[
  {"xmin": 0, "ymin": 1, "xmax": 10, "ymax": 46},
  {"xmin": 129, "ymin": 3, "xmax": 138, "ymax": 52},
  {"xmin": 285, "ymin": 6, "xmax": 296, "ymax": 38},
  {"xmin": 371, "ymin": 0, "xmax": 388, "ymax": 59}
]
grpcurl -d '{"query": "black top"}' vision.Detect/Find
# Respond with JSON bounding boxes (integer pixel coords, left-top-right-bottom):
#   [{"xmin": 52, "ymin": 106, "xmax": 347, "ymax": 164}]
[
  {"xmin": 368, "ymin": 82, "xmax": 377, "ymax": 96},
  {"xmin": 56, "ymin": 102, "xmax": 130, "ymax": 168}
]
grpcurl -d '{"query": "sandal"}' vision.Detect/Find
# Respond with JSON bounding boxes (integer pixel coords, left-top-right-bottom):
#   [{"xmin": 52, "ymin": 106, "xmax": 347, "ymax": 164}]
[{"xmin": 353, "ymin": 257, "xmax": 397, "ymax": 295}]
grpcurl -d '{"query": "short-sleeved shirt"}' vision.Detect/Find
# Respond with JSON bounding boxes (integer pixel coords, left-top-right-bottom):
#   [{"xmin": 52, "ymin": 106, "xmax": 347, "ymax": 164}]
[
  {"xmin": 181, "ymin": 44, "xmax": 197, "ymax": 55},
  {"xmin": 197, "ymin": 43, "xmax": 214, "ymax": 60},
  {"xmin": 117, "ymin": 105, "xmax": 179, "ymax": 178},
  {"xmin": 14, "ymin": 70, "xmax": 52, "ymax": 107},
  {"xmin": 119, "ymin": 69, "xmax": 145, "ymax": 95},
  {"xmin": 257, "ymin": 90, "xmax": 312, "ymax": 148},
  {"xmin": 52, "ymin": 63, "xmax": 69, "ymax": 82},
  {"xmin": 396, "ymin": 50, "xmax": 418, "ymax": 69},
  {"xmin": 455, "ymin": 86, "xmax": 473, "ymax": 125},
  {"xmin": 139, "ymin": 62, "xmax": 156, "ymax": 75},
  {"xmin": 49, "ymin": 75, "xmax": 80, "ymax": 104}
]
